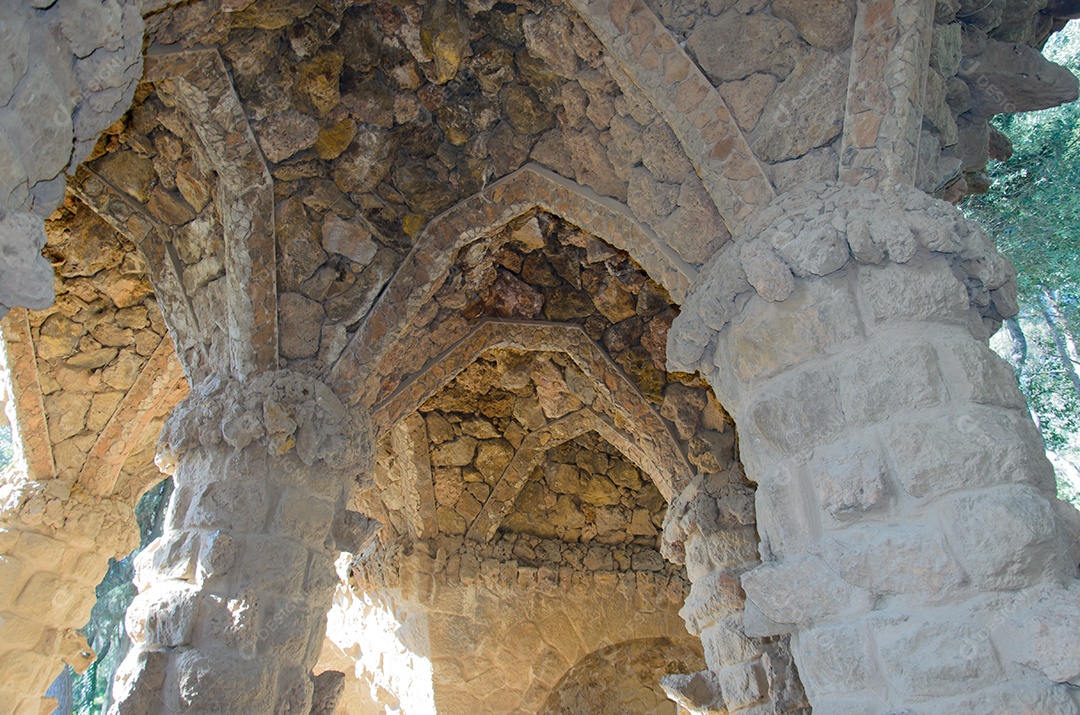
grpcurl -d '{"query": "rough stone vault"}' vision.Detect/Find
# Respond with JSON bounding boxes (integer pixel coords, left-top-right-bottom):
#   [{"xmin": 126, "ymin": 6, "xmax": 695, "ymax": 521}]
[{"xmin": 2, "ymin": 0, "xmax": 1080, "ymax": 713}]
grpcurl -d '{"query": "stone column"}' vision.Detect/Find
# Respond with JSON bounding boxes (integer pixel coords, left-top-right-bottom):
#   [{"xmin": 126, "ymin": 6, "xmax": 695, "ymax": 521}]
[
  {"xmin": 660, "ymin": 478, "xmax": 807, "ymax": 714},
  {"xmin": 109, "ymin": 371, "xmax": 372, "ymax": 715},
  {"xmin": 668, "ymin": 182, "xmax": 1080, "ymax": 713}
]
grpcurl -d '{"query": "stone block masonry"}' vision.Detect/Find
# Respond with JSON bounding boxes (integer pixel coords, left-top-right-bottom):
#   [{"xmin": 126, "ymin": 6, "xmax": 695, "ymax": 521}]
[{"xmin": 671, "ymin": 181, "xmax": 1080, "ymax": 713}]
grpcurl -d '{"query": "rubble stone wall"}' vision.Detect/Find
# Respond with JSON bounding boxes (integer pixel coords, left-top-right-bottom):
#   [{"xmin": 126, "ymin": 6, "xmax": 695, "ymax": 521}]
[
  {"xmin": 541, "ymin": 637, "xmax": 704, "ymax": 715},
  {"xmin": 1, "ymin": 0, "xmax": 1078, "ymax": 711},
  {"xmin": 0, "ymin": 193, "xmax": 186, "ymax": 715}
]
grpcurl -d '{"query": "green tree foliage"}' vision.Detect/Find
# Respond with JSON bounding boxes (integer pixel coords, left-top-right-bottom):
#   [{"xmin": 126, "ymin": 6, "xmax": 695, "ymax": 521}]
[
  {"xmin": 72, "ymin": 479, "xmax": 173, "ymax": 714},
  {"xmin": 966, "ymin": 21, "xmax": 1080, "ymax": 497},
  {"xmin": 0, "ymin": 426, "xmax": 12, "ymax": 471},
  {"xmin": 967, "ymin": 25, "xmax": 1080, "ymax": 305}
]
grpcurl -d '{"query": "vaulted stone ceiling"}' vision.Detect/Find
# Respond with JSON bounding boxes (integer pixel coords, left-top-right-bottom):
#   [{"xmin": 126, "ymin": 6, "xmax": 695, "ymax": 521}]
[
  {"xmin": 355, "ymin": 211, "xmax": 741, "ymax": 554},
  {"xmin": 2, "ymin": 0, "xmax": 1079, "ymax": 712}
]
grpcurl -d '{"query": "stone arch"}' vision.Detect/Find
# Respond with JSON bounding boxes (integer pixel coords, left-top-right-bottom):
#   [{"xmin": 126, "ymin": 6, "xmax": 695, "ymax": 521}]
[
  {"xmin": 74, "ymin": 48, "xmax": 279, "ymax": 384},
  {"xmin": 371, "ymin": 320, "xmax": 692, "ymax": 501},
  {"xmin": 540, "ymin": 637, "xmax": 705, "ymax": 715},
  {"xmin": 343, "ymin": 533, "xmax": 698, "ymax": 713},
  {"xmin": 142, "ymin": 50, "xmax": 278, "ymax": 378},
  {"xmin": 468, "ymin": 408, "xmax": 676, "ymax": 541},
  {"xmin": 329, "ymin": 163, "xmax": 698, "ymax": 408}
]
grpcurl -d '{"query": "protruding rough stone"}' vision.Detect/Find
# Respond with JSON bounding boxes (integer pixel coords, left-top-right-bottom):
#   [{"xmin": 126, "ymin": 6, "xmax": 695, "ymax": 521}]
[
  {"xmin": 0, "ymin": 208, "xmax": 55, "ymax": 315},
  {"xmin": 960, "ymin": 39, "xmax": 1080, "ymax": 115}
]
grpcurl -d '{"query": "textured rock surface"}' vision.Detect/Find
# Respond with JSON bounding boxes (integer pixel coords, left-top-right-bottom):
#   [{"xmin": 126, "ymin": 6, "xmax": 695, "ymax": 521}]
[
  {"xmin": 0, "ymin": 190, "xmax": 188, "ymax": 715},
  {"xmin": 0, "ymin": 208, "xmax": 55, "ymax": 320},
  {"xmin": 112, "ymin": 370, "xmax": 372, "ymax": 715},
  {"xmin": 0, "ymin": 0, "xmax": 1077, "ymax": 712},
  {"xmin": 669, "ymin": 183, "xmax": 1080, "ymax": 712}
]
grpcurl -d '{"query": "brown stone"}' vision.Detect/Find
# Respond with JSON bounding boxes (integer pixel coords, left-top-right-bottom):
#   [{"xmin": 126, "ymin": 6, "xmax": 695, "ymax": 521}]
[
  {"xmin": 476, "ymin": 439, "xmax": 514, "ymax": 481},
  {"xmin": 297, "ymin": 52, "xmax": 344, "ymax": 117},
  {"xmin": 542, "ymin": 286, "xmax": 594, "ymax": 321},
  {"xmin": 545, "ymin": 463, "xmax": 581, "ymax": 494},
  {"xmin": 660, "ymin": 384, "xmax": 707, "ymax": 441},
  {"xmin": 686, "ymin": 12, "xmax": 805, "ymax": 83},
  {"xmin": 531, "ymin": 359, "xmax": 582, "ymax": 419},
  {"xmin": 92, "ymin": 151, "xmax": 155, "ymax": 203},
  {"xmin": 175, "ymin": 161, "xmax": 212, "ymax": 214},
  {"xmin": 278, "ymin": 293, "xmax": 324, "ymax": 360},
  {"xmin": 609, "ymin": 460, "xmax": 643, "ymax": 491},
  {"xmin": 592, "ymin": 278, "xmax": 637, "ymax": 323},
  {"xmin": 481, "ymin": 269, "xmax": 544, "ymax": 319},
  {"xmin": 314, "ymin": 118, "xmax": 357, "ymax": 160},
  {"xmin": 275, "ymin": 197, "xmax": 327, "ymax": 293},
  {"xmin": 772, "ymin": 0, "xmax": 857, "ymax": 52},
  {"xmin": 256, "ymin": 111, "xmax": 320, "ymax": 164},
  {"xmin": 342, "ymin": 75, "xmax": 394, "ymax": 129},
  {"xmin": 641, "ymin": 310, "xmax": 675, "ymax": 370},
  {"xmin": 602, "ymin": 317, "xmax": 644, "ymax": 354},
  {"xmin": 321, "ymin": 214, "xmax": 376, "ymax": 267},
  {"xmin": 581, "ymin": 475, "xmax": 621, "ymax": 506},
  {"xmin": 421, "ymin": 0, "xmax": 471, "ymax": 85},
  {"xmin": 331, "ymin": 125, "xmax": 396, "ymax": 194},
  {"xmin": 431, "ymin": 436, "xmax": 478, "ymax": 467},
  {"xmin": 502, "ymin": 84, "xmax": 555, "ymax": 136},
  {"xmin": 146, "ymin": 188, "xmax": 196, "ymax": 225},
  {"xmin": 615, "ymin": 346, "xmax": 665, "ymax": 403},
  {"xmin": 65, "ymin": 347, "xmax": 118, "ymax": 370}
]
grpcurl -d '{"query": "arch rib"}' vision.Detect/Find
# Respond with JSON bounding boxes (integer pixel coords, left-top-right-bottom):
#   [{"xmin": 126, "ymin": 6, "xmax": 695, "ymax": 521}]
[
  {"xmin": 371, "ymin": 319, "xmax": 693, "ymax": 502},
  {"xmin": 145, "ymin": 50, "xmax": 278, "ymax": 378},
  {"xmin": 564, "ymin": 0, "xmax": 776, "ymax": 230},
  {"xmin": 330, "ymin": 164, "xmax": 696, "ymax": 408},
  {"xmin": 466, "ymin": 407, "xmax": 669, "ymax": 542}
]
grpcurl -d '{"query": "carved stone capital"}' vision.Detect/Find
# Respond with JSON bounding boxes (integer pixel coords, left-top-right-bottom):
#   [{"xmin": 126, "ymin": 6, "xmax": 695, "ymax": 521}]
[
  {"xmin": 669, "ymin": 181, "xmax": 1018, "ymax": 379},
  {"xmin": 156, "ymin": 370, "xmax": 373, "ymax": 479}
]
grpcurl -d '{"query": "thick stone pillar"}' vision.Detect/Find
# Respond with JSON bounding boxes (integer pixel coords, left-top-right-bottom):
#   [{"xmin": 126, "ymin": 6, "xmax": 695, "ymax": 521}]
[
  {"xmin": 109, "ymin": 371, "xmax": 371, "ymax": 715},
  {"xmin": 668, "ymin": 182, "xmax": 1080, "ymax": 713},
  {"xmin": 660, "ymin": 478, "xmax": 807, "ymax": 714}
]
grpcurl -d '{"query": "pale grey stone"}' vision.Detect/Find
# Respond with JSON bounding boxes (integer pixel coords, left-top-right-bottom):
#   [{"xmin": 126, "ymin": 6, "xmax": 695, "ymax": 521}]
[
  {"xmin": 0, "ymin": 9, "xmax": 29, "ymax": 106},
  {"xmin": 944, "ymin": 485, "xmax": 1057, "ymax": 590},
  {"xmin": 0, "ymin": 207, "xmax": 54, "ymax": 311}
]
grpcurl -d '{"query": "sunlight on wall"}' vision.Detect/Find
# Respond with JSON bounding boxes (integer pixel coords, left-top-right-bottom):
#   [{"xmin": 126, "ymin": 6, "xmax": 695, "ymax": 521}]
[{"xmin": 321, "ymin": 554, "xmax": 436, "ymax": 714}]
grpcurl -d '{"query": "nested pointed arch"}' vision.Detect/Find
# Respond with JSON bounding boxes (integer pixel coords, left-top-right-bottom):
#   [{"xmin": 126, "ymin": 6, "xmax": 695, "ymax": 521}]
[
  {"xmin": 370, "ymin": 319, "xmax": 693, "ymax": 502},
  {"xmin": 328, "ymin": 164, "xmax": 698, "ymax": 408},
  {"xmin": 466, "ymin": 406, "xmax": 665, "ymax": 542}
]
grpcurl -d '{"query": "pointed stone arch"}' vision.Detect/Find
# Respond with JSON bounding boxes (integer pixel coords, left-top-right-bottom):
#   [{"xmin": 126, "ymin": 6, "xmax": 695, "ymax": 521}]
[
  {"xmin": 329, "ymin": 164, "xmax": 698, "ymax": 408},
  {"xmin": 369, "ymin": 317, "xmax": 693, "ymax": 544},
  {"xmin": 467, "ymin": 407, "xmax": 669, "ymax": 542}
]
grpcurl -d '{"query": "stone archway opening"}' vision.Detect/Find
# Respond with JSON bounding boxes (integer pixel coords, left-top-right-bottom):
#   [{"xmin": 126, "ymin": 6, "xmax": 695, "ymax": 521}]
[
  {"xmin": 321, "ymin": 203, "xmax": 806, "ymax": 712},
  {"xmin": 541, "ymin": 636, "xmax": 706, "ymax": 715}
]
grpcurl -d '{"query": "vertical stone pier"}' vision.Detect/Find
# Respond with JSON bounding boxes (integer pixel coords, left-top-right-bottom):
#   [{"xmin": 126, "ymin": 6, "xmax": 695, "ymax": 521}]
[
  {"xmin": 109, "ymin": 371, "xmax": 371, "ymax": 715},
  {"xmin": 661, "ymin": 478, "xmax": 807, "ymax": 714},
  {"xmin": 669, "ymin": 182, "xmax": 1080, "ymax": 713}
]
